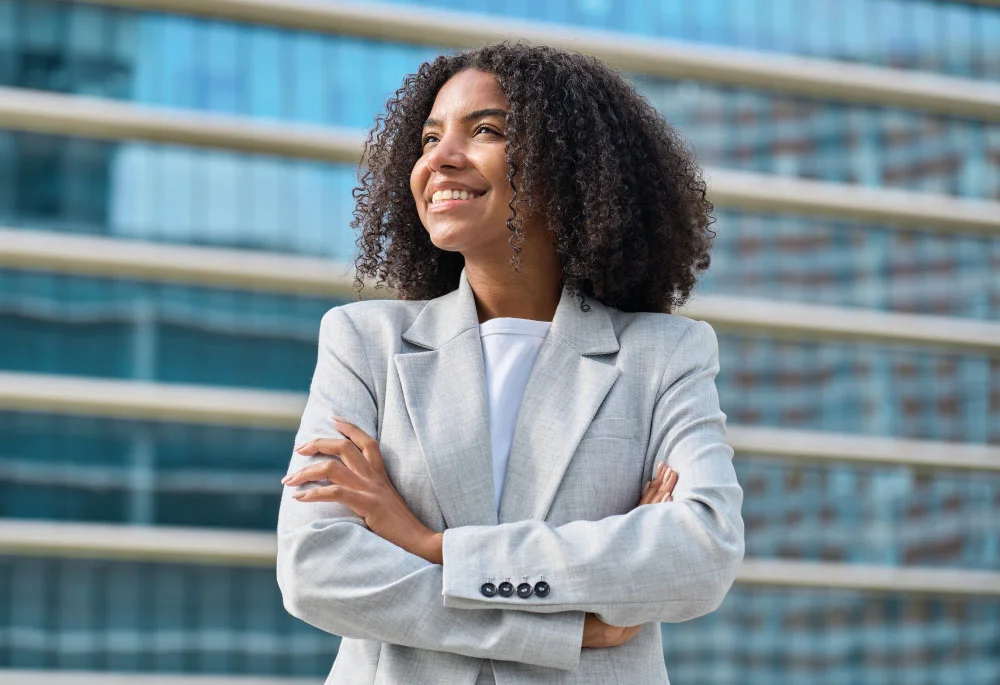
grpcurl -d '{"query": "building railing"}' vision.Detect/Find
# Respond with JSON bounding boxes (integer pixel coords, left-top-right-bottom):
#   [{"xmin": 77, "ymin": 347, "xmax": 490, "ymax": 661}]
[
  {"xmin": 63, "ymin": 0, "xmax": 1000, "ymax": 122},
  {"xmin": 3, "ymin": 230, "xmax": 999, "ymax": 356},
  {"xmin": 0, "ymin": 671, "xmax": 311, "ymax": 684},
  {"xmin": 1, "ymin": 519, "xmax": 998, "ymax": 596},
  {"xmin": 2, "ymin": 87, "xmax": 998, "ymax": 237},
  {"xmin": 2, "ymin": 371, "xmax": 997, "ymax": 472}
]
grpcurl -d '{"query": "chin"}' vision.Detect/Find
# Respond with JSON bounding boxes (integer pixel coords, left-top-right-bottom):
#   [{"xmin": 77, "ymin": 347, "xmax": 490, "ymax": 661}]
[{"xmin": 424, "ymin": 221, "xmax": 478, "ymax": 253}]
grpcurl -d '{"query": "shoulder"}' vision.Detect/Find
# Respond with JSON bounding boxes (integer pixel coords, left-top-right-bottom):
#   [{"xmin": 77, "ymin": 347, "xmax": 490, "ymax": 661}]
[
  {"xmin": 608, "ymin": 308, "xmax": 717, "ymax": 357},
  {"xmin": 318, "ymin": 297, "xmax": 426, "ymax": 350}
]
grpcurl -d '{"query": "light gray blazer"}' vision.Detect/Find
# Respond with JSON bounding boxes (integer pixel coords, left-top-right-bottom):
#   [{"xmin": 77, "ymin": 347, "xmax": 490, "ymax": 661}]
[{"xmin": 277, "ymin": 268, "xmax": 744, "ymax": 685}]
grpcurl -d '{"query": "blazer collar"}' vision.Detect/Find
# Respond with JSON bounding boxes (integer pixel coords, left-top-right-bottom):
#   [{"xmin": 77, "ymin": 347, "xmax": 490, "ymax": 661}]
[{"xmin": 402, "ymin": 267, "xmax": 620, "ymax": 356}]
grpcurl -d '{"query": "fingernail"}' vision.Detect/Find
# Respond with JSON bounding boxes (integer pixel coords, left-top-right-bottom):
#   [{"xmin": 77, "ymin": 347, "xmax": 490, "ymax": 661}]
[
  {"xmin": 294, "ymin": 442, "xmax": 309, "ymax": 452},
  {"xmin": 332, "ymin": 415, "xmax": 346, "ymax": 423},
  {"xmin": 656, "ymin": 462, "xmax": 666, "ymax": 478},
  {"xmin": 281, "ymin": 475, "xmax": 291, "ymax": 484},
  {"xmin": 292, "ymin": 492, "xmax": 305, "ymax": 500}
]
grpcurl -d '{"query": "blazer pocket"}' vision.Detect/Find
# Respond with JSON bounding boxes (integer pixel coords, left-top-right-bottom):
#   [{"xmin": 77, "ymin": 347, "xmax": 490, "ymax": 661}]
[{"xmin": 580, "ymin": 416, "xmax": 636, "ymax": 441}]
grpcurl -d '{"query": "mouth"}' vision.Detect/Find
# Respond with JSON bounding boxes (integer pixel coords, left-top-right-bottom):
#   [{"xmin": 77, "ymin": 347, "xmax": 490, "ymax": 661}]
[{"xmin": 427, "ymin": 188, "xmax": 488, "ymax": 212}]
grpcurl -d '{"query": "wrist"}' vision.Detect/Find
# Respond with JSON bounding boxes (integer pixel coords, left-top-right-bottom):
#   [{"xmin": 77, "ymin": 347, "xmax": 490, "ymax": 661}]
[{"xmin": 415, "ymin": 530, "xmax": 444, "ymax": 565}]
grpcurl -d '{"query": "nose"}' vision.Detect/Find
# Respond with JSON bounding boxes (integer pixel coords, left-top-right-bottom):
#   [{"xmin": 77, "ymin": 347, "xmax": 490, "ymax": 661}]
[{"xmin": 425, "ymin": 129, "xmax": 468, "ymax": 171}]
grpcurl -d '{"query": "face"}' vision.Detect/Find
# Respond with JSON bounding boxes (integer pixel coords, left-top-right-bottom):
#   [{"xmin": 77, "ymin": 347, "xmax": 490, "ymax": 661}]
[{"xmin": 410, "ymin": 69, "xmax": 518, "ymax": 260}]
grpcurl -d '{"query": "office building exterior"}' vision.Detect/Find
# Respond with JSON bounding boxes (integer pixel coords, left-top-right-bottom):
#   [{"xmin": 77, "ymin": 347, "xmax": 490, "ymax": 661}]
[{"xmin": 0, "ymin": 0, "xmax": 998, "ymax": 682}]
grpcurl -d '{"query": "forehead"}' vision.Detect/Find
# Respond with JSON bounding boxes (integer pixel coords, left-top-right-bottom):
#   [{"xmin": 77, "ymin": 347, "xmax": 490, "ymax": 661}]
[{"xmin": 426, "ymin": 69, "xmax": 508, "ymax": 120}]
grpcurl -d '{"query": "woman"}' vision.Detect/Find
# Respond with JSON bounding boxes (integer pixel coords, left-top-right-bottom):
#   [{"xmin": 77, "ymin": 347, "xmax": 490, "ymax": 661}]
[{"xmin": 277, "ymin": 43, "xmax": 744, "ymax": 684}]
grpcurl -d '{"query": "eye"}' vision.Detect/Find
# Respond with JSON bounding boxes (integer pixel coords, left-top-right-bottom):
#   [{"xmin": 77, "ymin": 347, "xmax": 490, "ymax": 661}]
[
  {"xmin": 475, "ymin": 124, "xmax": 502, "ymax": 137},
  {"xmin": 421, "ymin": 133, "xmax": 438, "ymax": 147}
]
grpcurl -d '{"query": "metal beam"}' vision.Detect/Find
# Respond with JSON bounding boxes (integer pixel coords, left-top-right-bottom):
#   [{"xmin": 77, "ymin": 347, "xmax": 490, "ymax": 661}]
[
  {"xmin": 2, "ymin": 519, "xmax": 997, "ymax": 596},
  {"xmin": 2, "ymin": 88, "xmax": 998, "ymax": 236},
  {"xmin": 3, "ymin": 230, "xmax": 999, "ymax": 355},
  {"xmin": 67, "ymin": 0, "xmax": 1000, "ymax": 122},
  {"xmin": 1, "ymin": 372, "xmax": 997, "ymax": 472}
]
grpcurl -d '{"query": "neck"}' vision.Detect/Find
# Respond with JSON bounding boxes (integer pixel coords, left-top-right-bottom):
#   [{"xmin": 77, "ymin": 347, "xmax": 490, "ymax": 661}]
[{"xmin": 463, "ymin": 245, "xmax": 562, "ymax": 324}]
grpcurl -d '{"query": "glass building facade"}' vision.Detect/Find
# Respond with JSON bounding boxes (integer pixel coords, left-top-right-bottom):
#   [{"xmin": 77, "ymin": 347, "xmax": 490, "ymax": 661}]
[{"xmin": 1, "ymin": 0, "xmax": 998, "ymax": 682}]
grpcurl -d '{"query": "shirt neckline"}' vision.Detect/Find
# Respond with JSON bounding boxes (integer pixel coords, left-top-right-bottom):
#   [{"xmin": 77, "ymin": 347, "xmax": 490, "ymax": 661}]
[{"xmin": 479, "ymin": 316, "xmax": 552, "ymax": 338}]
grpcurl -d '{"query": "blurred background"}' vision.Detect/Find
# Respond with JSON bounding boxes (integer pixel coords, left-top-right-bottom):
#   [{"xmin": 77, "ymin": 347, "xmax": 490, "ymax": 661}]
[{"xmin": 0, "ymin": 0, "xmax": 998, "ymax": 683}]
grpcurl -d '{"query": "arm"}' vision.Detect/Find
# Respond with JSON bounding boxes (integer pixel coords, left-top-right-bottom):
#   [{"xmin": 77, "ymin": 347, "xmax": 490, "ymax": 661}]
[
  {"xmin": 440, "ymin": 320, "xmax": 745, "ymax": 626},
  {"xmin": 276, "ymin": 307, "xmax": 585, "ymax": 670}
]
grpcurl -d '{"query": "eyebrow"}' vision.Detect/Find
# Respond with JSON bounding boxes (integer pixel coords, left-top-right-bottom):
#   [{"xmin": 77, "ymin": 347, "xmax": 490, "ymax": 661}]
[{"xmin": 423, "ymin": 108, "xmax": 508, "ymax": 129}]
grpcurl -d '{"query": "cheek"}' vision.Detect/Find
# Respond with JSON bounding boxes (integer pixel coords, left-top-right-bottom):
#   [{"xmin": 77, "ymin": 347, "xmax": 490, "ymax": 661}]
[{"xmin": 409, "ymin": 163, "xmax": 428, "ymax": 212}]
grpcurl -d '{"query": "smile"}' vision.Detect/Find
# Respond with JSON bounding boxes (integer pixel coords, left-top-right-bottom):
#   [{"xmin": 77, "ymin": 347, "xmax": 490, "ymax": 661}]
[{"xmin": 428, "ymin": 188, "xmax": 486, "ymax": 211}]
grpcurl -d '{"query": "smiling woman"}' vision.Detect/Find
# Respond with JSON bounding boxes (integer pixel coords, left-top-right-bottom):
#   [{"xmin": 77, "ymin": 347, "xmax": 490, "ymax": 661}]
[{"xmin": 277, "ymin": 42, "xmax": 743, "ymax": 685}]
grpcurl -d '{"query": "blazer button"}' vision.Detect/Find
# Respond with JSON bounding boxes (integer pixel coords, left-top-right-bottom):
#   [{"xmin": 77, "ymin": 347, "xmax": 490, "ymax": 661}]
[
  {"xmin": 516, "ymin": 583, "xmax": 533, "ymax": 599},
  {"xmin": 480, "ymin": 582, "xmax": 497, "ymax": 598},
  {"xmin": 498, "ymin": 581, "xmax": 515, "ymax": 597},
  {"xmin": 534, "ymin": 581, "xmax": 550, "ymax": 598}
]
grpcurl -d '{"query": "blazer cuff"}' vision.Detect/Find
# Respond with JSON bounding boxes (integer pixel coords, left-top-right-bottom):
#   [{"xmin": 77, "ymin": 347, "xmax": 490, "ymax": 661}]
[
  {"xmin": 442, "ymin": 526, "xmax": 584, "ymax": 671},
  {"xmin": 442, "ymin": 525, "xmax": 568, "ymax": 610}
]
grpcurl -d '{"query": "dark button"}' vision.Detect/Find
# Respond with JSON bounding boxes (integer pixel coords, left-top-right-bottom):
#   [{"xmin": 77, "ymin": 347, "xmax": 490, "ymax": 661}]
[
  {"xmin": 516, "ymin": 582, "xmax": 533, "ymax": 598},
  {"xmin": 497, "ymin": 581, "xmax": 515, "ymax": 597},
  {"xmin": 534, "ymin": 581, "xmax": 550, "ymax": 598},
  {"xmin": 480, "ymin": 582, "xmax": 497, "ymax": 598}
]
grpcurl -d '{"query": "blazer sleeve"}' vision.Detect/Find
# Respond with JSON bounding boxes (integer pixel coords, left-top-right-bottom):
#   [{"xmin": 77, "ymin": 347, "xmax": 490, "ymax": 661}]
[
  {"xmin": 439, "ymin": 320, "xmax": 745, "ymax": 626},
  {"xmin": 276, "ymin": 307, "xmax": 586, "ymax": 671}
]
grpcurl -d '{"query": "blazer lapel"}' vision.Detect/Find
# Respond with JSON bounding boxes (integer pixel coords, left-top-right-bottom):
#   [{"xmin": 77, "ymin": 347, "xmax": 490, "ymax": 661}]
[
  {"xmin": 498, "ymin": 287, "xmax": 621, "ymax": 523},
  {"xmin": 395, "ymin": 270, "xmax": 498, "ymax": 528}
]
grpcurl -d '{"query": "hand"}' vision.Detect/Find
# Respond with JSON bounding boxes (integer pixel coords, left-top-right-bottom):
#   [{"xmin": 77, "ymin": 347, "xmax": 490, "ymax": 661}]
[
  {"xmin": 582, "ymin": 613, "xmax": 644, "ymax": 649},
  {"xmin": 282, "ymin": 416, "xmax": 443, "ymax": 565},
  {"xmin": 639, "ymin": 461, "xmax": 678, "ymax": 505},
  {"xmin": 582, "ymin": 461, "xmax": 679, "ymax": 649}
]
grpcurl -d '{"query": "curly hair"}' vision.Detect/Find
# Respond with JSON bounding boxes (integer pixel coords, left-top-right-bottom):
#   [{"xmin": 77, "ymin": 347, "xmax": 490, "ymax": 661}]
[{"xmin": 351, "ymin": 42, "xmax": 715, "ymax": 313}]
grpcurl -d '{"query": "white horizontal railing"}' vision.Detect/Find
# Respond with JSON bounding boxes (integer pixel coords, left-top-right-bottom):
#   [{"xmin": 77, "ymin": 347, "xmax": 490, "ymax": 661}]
[
  {"xmin": 726, "ymin": 426, "xmax": 1000, "ymax": 472},
  {"xmin": 0, "ymin": 672, "xmax": 311, "ymax": 684},
  {"xmin": 0, "ymin": 227, "xmax": 357, "ymax": 298},
  {"xmin": 1, "ymin": 372, "xmax": 998, "ymax": 472},
  {"xmin": 0, "ymin": 372, "xmax": 303, "ymax": 430},
  {"xmin": 2, "ymin": 230, "xmax": 999, "ymax": 355},
  {"xmin": 68, "ymin": 0, "xmax": 1000, "ymax": 122},
  {"xmin": 1, "ymin": 519, "xmax": 998, "ymax": 596},
  {"xmin": 2, "ymin": 88, "xmax": 998, "ymax": 236}
]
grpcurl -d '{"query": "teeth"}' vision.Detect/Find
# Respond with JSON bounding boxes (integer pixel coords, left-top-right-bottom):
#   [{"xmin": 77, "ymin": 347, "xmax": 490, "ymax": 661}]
[{"xmin": 431, "ymin": 189, "xmax": 481, "ymax": 203}]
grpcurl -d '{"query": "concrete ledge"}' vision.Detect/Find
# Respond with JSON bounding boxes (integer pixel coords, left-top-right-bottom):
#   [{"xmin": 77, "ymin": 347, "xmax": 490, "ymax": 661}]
[
  {"xmin": 1, "ymin": 519, "xmax": 997, "ymax": 596},
  {"xmin": 2, "ymin": 89, "xmax": 998, "ymax": 235},
  {"xmin": 67, "ymin": 0, "xmax": 1000, "ymax": 121},
  {"xmin": 1, "ymin": 371, "xmax": 998, "ymax": 472}
]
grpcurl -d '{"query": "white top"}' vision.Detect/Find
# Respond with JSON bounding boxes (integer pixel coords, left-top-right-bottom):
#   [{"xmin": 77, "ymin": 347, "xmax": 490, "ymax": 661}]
[{"xmin": 479, "ymin": 316, "xmax": 552, "ymax": 511}]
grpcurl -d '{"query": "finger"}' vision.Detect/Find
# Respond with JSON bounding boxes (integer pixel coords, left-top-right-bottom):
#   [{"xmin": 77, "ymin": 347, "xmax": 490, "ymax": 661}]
[
  {"xmin": 283, "ymin": 458, "xmax": 363, "ymax": 489},
  {"xmin": 657, "ymin": 468, "xmax": 679, "ymax": 503},
  {"xmin": 296, "ymin": 438, "xmax": 354, "ymax": 457},
  {"xmin": 291, "ymin": 483, "xmax": 365, "ymax": 511},
  {"xmin": 334, "ymin": 417, "xmax": 386, "ymax": 477},
  {"xmin": 638, "ymin": 472, "xmax": 662, "ymax": 506},
  {"xmin": 299, "ymin": 434, "xmax": 370, "ymax": 476},
  {"xmin": 639, "ymin": 462, "xmax": 668, "ymax": 506},
  {"xmin": 653, "ymin": 466, "xmax": 676, "ymax": 502}
]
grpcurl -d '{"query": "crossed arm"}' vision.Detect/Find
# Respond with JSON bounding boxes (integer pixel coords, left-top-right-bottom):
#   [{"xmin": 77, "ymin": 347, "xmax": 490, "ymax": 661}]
[{"xmin": 276, "ymin": 309, "xmax": 744, "ymax": 670}]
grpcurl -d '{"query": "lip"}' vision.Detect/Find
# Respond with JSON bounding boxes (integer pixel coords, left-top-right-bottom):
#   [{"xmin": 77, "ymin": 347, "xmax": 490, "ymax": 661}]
[{"xmin": 427, "ymin": 191, "xmax": 486, "ymax": 213}]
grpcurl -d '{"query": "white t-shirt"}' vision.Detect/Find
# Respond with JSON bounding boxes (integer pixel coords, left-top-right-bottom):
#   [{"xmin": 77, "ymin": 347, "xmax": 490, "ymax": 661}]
[{"xmin": 479, "ymin": 316, "xmax": 552, "ymax": 511}]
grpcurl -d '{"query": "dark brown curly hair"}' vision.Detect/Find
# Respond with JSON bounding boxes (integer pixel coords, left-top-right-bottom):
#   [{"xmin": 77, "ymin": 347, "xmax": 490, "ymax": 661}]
[{"xmin": 351, "ymin": 42, "xmax": 715, "ymax": 313}]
